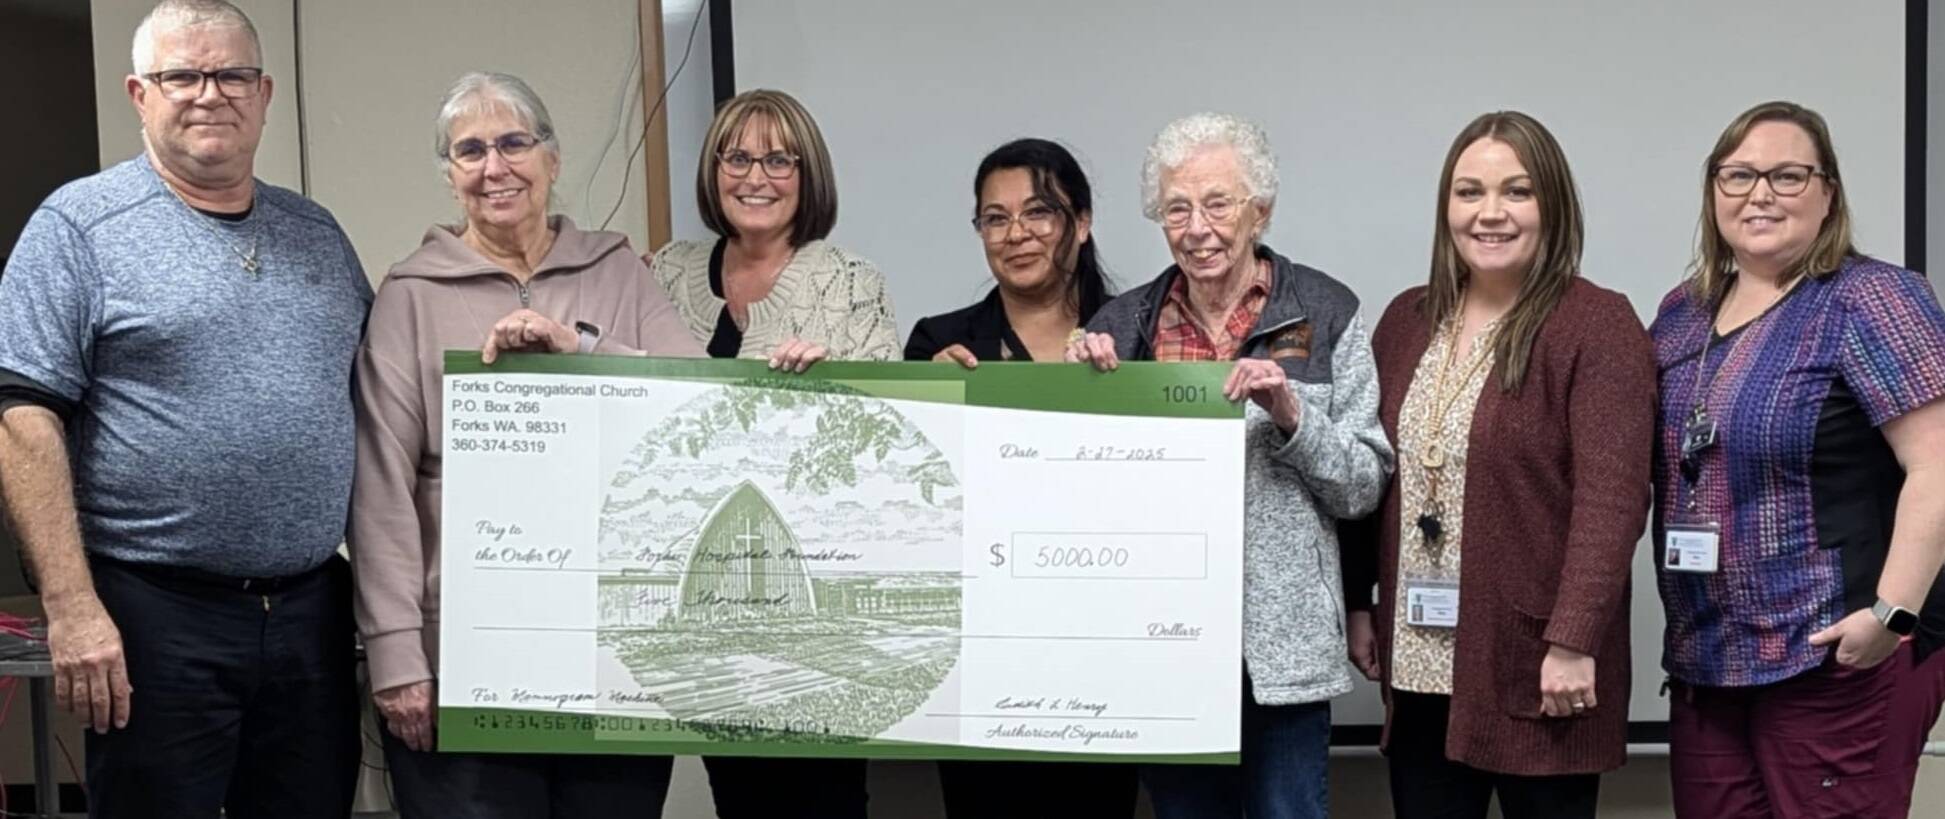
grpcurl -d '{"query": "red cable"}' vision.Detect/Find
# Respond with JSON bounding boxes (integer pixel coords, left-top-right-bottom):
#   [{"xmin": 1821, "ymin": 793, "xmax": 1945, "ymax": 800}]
[{"xmin": 55, "ymin": 736, "xmax": 82, "ymax": 801}]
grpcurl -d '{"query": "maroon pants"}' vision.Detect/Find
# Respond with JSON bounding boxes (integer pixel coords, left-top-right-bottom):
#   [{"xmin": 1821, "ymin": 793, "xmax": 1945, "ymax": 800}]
[{"xmin": 1668, "ymin": 641, "xmax": 1945, "ymax": 819}]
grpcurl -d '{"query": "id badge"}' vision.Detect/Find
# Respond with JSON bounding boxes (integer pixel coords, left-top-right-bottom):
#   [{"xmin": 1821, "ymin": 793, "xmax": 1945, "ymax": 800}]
[
  {"xmin": 1663, "ymin": 520, "xmax": 1721, "ymax": 574},
  {"xmin": 1680, "ymin": 412, "xmax": 1718, "ymax": 460},
  {"xmin": 1404, "ymin": 579, "xmax": 1460, "ymax": 629}
]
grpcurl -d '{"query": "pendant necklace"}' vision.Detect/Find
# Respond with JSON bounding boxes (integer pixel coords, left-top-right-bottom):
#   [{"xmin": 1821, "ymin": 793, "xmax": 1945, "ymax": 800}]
[
  {"xmin": 162, "ymin": 178, "xmax": 261, "ymax": 276},
  {"xmin": 1415, "ymin": 301, "xmax": 1497, "ymax": 545}
]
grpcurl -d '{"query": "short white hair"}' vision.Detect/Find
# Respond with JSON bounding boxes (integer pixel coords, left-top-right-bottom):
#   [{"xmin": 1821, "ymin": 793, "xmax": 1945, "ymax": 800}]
[
  {"xmin": 432, "ymin": 72, "xmax": 561, "ymax": 172},
  {"xmin": 131, "ymin": 0, "xmax": 261, "ymax": 74},
  {"xmin": 1140, "ymin": 112, "xmax": 1279, "ymax": 222}
]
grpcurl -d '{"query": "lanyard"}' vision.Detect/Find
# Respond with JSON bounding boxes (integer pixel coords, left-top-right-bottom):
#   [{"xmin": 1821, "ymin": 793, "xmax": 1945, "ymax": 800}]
[{"xmin": 1678, "ymin": 277, "xmax": 1799, "ymax": 510}]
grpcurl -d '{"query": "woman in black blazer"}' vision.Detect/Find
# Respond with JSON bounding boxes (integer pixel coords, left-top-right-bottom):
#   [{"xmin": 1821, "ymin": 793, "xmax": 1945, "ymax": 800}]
[
  {"xmin": 905, "ymin": 138, "xmax": 1113, "ymax": 365},
  {"xmin": 904, "ymin": 138, "xmax": 1130, "ymax": 818}
]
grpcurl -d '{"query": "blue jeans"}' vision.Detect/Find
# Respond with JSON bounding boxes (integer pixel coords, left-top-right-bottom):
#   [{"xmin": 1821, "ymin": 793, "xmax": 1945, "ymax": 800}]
[{"xmin": 1142, "ymin": 684, "xmax": 1330, "ymax": 819}]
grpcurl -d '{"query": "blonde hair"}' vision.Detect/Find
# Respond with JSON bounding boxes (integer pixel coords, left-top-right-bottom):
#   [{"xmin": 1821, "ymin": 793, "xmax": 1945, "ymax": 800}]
[
  {"xmin": 695, "ymin": 89, "xmax": 838, "ymax": 246},
  {"xmin": 1425, "ymin": 111, "xmax": 1584, "ymax": 393},
  {"xmin": 1688, "ymin": 100, "xmax": 1855, "ymax": 305}
]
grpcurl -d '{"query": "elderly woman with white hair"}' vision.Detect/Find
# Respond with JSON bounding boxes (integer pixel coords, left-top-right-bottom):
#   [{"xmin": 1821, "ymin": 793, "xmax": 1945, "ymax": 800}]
[
  {"xmin": 1069, "ymin": 113, "xmax": 1393, "ymax": 819},
  {"xmin": 349, "ymin": 71, "xmax": 702, "ymax": 817}
]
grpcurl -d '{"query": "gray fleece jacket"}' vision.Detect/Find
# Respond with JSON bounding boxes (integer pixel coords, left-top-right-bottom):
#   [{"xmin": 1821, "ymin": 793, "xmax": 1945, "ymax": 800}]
[{"xmin": 1088, "ymin": 246, "xmax": 1393, "ymax": 705}]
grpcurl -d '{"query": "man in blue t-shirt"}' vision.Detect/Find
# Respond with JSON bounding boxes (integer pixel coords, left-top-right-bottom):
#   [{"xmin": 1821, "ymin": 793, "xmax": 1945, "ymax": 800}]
[{"xmin": 0, "ymin": 2, "xmax": 371, "ymax": 815}]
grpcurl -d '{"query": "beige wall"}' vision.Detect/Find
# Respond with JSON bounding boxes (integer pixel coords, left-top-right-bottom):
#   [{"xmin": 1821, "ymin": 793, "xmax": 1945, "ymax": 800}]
[
  {"xmin": 296, "ymin": 0, "xmax": 650, "ymax": 281},
  {"xmin": 89, "ymin": 0, "xmax": 649, "ymax": 284}
]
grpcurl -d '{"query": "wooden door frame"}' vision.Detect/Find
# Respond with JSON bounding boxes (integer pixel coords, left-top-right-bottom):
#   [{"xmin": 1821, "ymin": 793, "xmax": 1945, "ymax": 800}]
[{"xmin": 640, "ymin": 0, "xmax": 673, "ymax": 251}]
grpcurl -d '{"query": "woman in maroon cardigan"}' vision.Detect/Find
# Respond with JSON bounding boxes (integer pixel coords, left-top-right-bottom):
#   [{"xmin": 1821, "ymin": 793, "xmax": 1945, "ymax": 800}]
[{"xmin": 1341, "ymin": 111, "xmax": 1655, "ymax": 818}]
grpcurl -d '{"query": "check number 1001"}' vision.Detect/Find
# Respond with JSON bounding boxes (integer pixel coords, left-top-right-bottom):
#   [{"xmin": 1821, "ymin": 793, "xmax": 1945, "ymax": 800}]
[{"xmin": 1160, "ymin": 385, "xmax": 1210, "ymax": 403}]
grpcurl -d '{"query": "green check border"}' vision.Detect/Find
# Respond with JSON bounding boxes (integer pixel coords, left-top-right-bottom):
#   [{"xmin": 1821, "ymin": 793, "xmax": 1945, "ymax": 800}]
[
  {"xmin": 440, "ymin": 351, "xmax": 1241, "ymax": 762},
  {"xmin": 444, "ymin": 352, "xmax": 1241, "ymax": 419},
  {"xmin": 440, "ymin": 708, "xmax": 1238, "ymax": 764}
]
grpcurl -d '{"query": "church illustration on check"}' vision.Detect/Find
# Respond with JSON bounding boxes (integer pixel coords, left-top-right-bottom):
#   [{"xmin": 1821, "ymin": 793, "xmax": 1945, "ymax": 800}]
[
  {"xmin": 598, "ymin": 480, "xmax": 958, "ymax": 627},
  {"xmin": 592, "ymin": 382, "xmax": 964, "ymax": 742}
]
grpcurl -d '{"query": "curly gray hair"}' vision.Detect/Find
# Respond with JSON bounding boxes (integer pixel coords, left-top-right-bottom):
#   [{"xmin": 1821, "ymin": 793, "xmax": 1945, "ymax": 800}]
[{"xmin": 1139, "ymin": 112, "xmax": 1279, "ymax": 222}]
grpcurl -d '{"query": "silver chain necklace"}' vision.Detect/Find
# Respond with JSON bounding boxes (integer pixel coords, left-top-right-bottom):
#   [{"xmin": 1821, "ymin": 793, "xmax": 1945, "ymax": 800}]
[{"xmin": 162, "ymin": 179, "xmax": 261, "ymax": 276}]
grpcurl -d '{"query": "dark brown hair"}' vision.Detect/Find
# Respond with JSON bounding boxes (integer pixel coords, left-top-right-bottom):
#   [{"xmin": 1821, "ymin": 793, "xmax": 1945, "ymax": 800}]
[
  {"xmin": 1426, "ymin": 111, "xmax": 1584, "ymax": 392},
  {"xmin": 973, "ymin": 138, "xmax": 1113, "ymax": 320}
]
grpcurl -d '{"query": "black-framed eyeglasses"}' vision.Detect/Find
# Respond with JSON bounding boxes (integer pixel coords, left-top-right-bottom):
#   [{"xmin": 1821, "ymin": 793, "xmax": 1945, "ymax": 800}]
[
  {"xmin": 142, "ymin": 67, "xmax": 263, "ymax": 101},
  {"xmin": 720, "ymin": 150, "xmax": 800, "ymax": 179},
  {"xmin": 972, "ymin": 204, "xmax": 1060, "ymax": 240},
  {"xmin": 1711, "ymin": 163, "xmax": 1829, "ymax": 197},
  {"xmin": 443, "ymin": 132, "xmax": 547, "ymax": 168}
]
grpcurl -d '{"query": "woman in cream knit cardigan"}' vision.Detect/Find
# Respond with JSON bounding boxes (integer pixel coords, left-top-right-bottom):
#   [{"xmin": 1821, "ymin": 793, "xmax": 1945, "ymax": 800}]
[
  {"xmin": 649, "ymin": 89, "xmax": 897, "ymax": 368},
  {"xmin": 644, "ymin": 88, "xmax": 896, "ymax": 819}
]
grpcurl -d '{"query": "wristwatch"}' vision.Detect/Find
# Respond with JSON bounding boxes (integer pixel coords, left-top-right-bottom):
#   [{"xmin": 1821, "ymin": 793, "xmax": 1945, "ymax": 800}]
[
  {"xmin": 574, "ymin": 321, "xmax": 601, "ymax": 355},
  {"xmin": 1871, "ymin": 598, "xmax": 1919, "ymax": 636}
]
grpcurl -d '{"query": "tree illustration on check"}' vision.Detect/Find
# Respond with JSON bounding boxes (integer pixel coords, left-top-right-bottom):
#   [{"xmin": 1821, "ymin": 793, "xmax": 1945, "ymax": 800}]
[{"xmin": 647, "ymin": 377, "xmax": 958, "ymax": 503}]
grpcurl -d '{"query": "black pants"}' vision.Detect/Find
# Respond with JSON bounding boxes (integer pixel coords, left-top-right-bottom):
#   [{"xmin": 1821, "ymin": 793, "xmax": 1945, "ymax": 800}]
[
  {"xmin": 704, "ymin": 756, "xmax": 868, "ymax": 819},
  {"xmin": 938, "ymin": 759, "xmax": 1138, "ymax": 818},
  {"xmin": 1386, "ymin": 691, "xmax": 1599, "ymax": 819},
  {"xmin": 383, "ymin": 730, "xmax": 673, "ymax": 818},
  {"xmin": 84, "ymin": 555, "xmax": 360, "ymax": 819}
]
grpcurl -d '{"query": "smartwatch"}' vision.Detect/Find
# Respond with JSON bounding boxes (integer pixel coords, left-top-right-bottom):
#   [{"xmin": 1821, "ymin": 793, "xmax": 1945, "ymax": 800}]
[
  {"xmin": 1872, "ymin": 598, "xmax": 1919, "ymax": 636},
  {"xmin": 574, "ymin": 321, "xmax": 601, "ymax": 354}
]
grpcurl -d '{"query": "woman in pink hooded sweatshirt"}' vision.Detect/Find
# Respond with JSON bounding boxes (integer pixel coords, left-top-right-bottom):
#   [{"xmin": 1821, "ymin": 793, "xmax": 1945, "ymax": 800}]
[{"xmin": 349, "ymin": 71, "xmax": 702, "ymax": 818}]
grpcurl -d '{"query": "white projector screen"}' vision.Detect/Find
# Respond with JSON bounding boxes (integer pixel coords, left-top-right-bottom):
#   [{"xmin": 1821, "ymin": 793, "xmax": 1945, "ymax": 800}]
[{"xmin": 726, "ymin": 0, "xmax": 1908, "ymax": 729}]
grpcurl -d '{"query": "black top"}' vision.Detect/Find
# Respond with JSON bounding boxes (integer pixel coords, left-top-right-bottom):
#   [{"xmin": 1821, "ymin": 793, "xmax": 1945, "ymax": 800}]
[
  {"xmin": 904, "ymin": 287, "xmax": 1032, "ymax": 362},
  {"xmin": 194, "ymin": 204, "xmax": 252, "ymax": 222},
  {"xmin": 704, "ymin": 238, "xmax": 742, "ymax": 359},
  {"xmin": 0, "ymin": 368, "xmax": 69, "ymax": 418},
  {"xmin": 1813, "ymin": 378, "xmax": 1945, "ymax": 653}
]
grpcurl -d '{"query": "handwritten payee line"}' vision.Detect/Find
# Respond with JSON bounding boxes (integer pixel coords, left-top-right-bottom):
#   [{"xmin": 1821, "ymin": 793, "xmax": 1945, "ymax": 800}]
[{"xmin": 474, "ymin": 567, "xmax": 980, "ymax": 578}]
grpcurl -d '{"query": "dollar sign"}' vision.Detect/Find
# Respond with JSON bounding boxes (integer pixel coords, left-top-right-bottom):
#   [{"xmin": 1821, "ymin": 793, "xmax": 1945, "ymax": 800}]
[{"xmin": 989, "ymin": 543, "xmax": 1006, "ymax": 568}]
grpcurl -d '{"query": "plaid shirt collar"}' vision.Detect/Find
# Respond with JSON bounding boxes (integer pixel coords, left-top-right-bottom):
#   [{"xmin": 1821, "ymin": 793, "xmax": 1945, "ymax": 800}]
[{"xmin": 1152, "ymin": 257, "xmax": 1274, "ymax": 362}]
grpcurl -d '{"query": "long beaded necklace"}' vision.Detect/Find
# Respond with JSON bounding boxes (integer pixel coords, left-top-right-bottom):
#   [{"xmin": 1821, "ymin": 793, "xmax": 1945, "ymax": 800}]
[{"xmin": 1414, "ymin": 299, "xmax": 1498, "ymax": 545}]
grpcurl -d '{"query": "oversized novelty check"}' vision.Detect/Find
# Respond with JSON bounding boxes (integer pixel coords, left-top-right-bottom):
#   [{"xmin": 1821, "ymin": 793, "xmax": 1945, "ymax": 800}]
[{"xmin": 436, "ymin": 353, "xmax": 1243, "ymax": 763}]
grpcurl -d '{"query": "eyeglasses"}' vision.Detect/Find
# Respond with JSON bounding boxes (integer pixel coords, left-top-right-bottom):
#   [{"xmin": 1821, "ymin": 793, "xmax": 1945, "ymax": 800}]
[
  {"xmin": 444, "ymin": 132, "xmax": 546, "ymax": 168},
  {"xmin": 142, "ymin": 67, "xmax": 263, "ymax": 101},
  {"xmin": 1160, "ymin": 197, "xmax": 1243, "ymax": 228},
  {"xmin": 1712, "ymin": 163, "xmax": 1828, "ymax": 197},
  {"xmin": 973, "ymin": 204, "xmax": 1060, "ymax": 240},
  {"xmin": 720, "ymin": 150, "xmax": 800, "ymax": 179}
]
